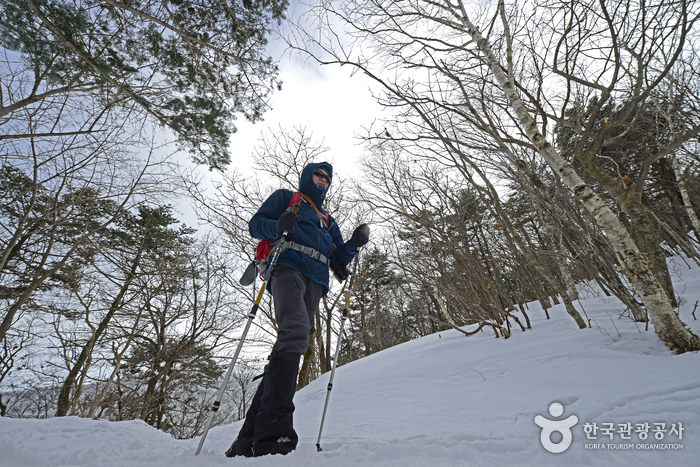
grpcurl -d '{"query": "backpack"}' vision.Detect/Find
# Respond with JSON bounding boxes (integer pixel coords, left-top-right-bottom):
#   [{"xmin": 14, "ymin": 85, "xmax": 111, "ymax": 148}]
[{"xmin": 239, "ymin": 192, "xmax": 331, "ymax": 286}]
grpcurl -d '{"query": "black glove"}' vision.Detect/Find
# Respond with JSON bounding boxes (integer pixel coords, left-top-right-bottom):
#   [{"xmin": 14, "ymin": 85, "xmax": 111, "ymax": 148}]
[
  {"xmin": 329, "ymin": 254, "xmax": 352, "ymax": 282},
  {"xmin": 274, "ymin": 211, "xmax": 301, "ymax": 236},
  {"xmin": 349, "ymin": 223, "xmax": 370, "ymax": 248}
]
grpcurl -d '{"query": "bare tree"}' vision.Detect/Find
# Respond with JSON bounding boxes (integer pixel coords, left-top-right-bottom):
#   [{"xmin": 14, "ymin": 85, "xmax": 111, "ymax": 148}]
[
  {"xmin": 95, "ymin": 235, "xmax": 242, "ymax": 435},
  {"xmin": 354, "ymin": 146, "xmax": 519, "ymax": 336},
  {"xmin": 287, "ymin": 0, "xmax": 700, "ymax": 352}
]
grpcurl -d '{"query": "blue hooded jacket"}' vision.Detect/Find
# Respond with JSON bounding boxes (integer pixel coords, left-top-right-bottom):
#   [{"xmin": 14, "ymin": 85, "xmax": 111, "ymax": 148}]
[{"xmin": 249, "ymin": 162, "xmax": 356, "ymax": 294}]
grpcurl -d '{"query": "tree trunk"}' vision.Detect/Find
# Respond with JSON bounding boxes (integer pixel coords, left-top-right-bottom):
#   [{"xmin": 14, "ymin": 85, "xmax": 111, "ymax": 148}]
[
  {"xmin": 359, "ymin": 300, "xmax": 373, "ymax": 356},
  {"xmin": 615, "ymin": 193, "xmax": 678, "ymax": 308},
  {"xmin": 558, "ymin": 238, "xmax": 588, "ymax": 329},
  {"xmin": 562, "ymin": 295, "xmax": 588, "ymax": 329},
  {"xmin": 86, "ymin": 307, "xmax": 144, "ymax": 418},
  {"xmin": 517, "ymin": 302, "xmax": 532, "ymax": 329},
  {"xmin": 140, "ymin": 365, "xmax": 161, "ymax": 424},
  {"xmin": 69, "ymin": 350, "xmax": 93, "ymax": 416},
  {"xmin": 314, "ymin": 311, "xmax": 329, "ymax": 374}
]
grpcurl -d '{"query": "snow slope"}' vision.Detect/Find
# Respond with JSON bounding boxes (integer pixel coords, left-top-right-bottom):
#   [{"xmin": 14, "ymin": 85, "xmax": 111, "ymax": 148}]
[{"xmin": 1, "ymin": 256, "xmax": 699, "ymax": 467}]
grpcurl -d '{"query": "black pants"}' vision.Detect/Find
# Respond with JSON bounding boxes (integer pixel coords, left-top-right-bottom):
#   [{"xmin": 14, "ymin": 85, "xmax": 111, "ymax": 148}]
[{"xmin": 226, "ymin": 264, "xmax": 324, "ymax": 457}]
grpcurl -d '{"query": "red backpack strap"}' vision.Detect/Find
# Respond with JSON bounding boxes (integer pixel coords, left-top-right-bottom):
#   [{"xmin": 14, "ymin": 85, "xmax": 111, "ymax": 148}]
[{"xmin": 287, "ymin": 192, "xmax": 303, "ymax": 211}]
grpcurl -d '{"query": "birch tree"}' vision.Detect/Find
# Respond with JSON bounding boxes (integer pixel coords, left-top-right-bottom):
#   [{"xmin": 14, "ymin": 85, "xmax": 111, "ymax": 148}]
[{"xmin": 452, "ymin": 0, "xmax": 700, "ymax": 351}]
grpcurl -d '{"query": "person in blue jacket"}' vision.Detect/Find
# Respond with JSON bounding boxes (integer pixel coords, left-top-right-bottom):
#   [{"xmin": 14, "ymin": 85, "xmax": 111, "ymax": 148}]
[{"xmin": 226, "ymin": 162, "xmax": 369, "ymax": 458}]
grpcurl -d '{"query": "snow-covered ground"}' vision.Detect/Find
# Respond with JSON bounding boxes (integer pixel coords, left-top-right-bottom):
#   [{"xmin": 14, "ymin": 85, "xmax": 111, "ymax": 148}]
[{"xmin": 2, "ymin": 256, "xmax": 699, "ymax": 467}]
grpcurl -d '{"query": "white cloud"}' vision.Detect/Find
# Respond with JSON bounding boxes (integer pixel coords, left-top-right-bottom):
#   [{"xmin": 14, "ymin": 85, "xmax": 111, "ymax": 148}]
[{"xmin": 228, "ymin": 46, "xmax": 382, "ymax": 179}]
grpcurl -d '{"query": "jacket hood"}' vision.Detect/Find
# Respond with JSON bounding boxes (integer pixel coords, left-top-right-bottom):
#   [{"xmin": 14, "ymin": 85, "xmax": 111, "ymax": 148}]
[{"xmin": 299, "ymin": 162, "xmax": 332, "ymax": 208}]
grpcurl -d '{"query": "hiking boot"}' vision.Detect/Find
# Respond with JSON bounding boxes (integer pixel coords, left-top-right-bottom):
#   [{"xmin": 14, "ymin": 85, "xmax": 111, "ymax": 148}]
[{"xmin": 251, "ymin": 435, "xmax": 297, "ymax": 457}]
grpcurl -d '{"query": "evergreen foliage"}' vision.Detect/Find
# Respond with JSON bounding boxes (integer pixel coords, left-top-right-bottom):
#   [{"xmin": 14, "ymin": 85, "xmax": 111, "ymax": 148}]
[{"xmin": 0, "ymin": 0, "xmax": 288, "ymax": 169}]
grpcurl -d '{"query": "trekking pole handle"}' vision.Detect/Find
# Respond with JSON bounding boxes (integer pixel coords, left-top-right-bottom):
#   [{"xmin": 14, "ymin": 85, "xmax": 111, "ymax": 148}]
[{"xmin": 281, "ymin": 203, "xmax": 301, "ymax": 238}]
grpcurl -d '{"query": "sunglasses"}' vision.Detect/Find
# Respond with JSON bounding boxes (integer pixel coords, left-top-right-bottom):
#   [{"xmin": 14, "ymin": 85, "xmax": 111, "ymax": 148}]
[{"xmin": 314, "ymin": 170, "xmax": 331, "ymax": 185}]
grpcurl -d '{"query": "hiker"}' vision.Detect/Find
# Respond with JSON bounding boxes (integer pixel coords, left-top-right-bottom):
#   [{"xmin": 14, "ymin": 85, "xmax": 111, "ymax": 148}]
[{"xmin": 225, "ymin": 162, "xmax": 369, "ymax": 458}]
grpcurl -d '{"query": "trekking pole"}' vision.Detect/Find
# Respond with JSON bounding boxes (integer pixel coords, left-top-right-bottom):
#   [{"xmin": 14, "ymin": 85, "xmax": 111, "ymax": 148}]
[
  {"xmin": 195, "ymin": 206, "xmax": 299, "ymax": 456},
  {"xmin": 316, "ymin": 248, "xmax": 361, "ymax": 452}
]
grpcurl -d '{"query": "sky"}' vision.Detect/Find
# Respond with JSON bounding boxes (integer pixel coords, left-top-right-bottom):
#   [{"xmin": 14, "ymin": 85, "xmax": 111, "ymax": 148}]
[
  {"xmin": 229, "ymin": 53, "xmax": 382, "ymax": 178},
  {"xmin": 204, "ymin": 5, "xmax": 383, "ymax": 180},
  {"xmin": 1, "ymin": 254, "xmax": 698, "ymax": 466}
]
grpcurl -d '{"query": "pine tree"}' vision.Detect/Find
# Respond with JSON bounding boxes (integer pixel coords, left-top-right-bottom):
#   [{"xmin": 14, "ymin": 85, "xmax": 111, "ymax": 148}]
[{"xmin": 1, "ymin": 0, "xmax": 288, "ymax": 169}]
